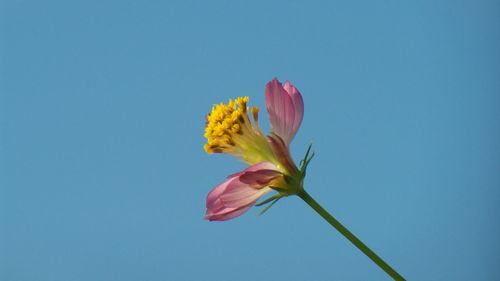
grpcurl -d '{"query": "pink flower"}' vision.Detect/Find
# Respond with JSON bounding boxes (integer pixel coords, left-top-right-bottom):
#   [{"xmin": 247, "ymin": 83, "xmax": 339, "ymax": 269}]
[
  {"xmin": 204, "ymin": 78, "xmax": 306, "ymax": 221},
  {"xmin": 202, "ymin": 79, "xmax": 406, "ymax": 281}
]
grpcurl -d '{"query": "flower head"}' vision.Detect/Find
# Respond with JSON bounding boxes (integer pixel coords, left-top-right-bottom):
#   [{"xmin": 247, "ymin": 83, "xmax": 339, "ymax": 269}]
[{"xmin": 204, "ymin": 78, "xmax": 311, "ymax": 221}]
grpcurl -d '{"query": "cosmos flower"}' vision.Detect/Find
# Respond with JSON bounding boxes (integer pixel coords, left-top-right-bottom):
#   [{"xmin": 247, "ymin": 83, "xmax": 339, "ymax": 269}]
[
  {"xmin": 203, "ymin": 78, "xmax": 310, "ymax": 221},
  {"xmin": 201, "ymin": 78, "xmax": 406, "ymax": 281}
]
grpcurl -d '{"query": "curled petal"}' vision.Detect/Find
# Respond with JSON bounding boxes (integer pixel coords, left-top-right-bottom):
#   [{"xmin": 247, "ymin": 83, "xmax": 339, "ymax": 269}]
[
  {"xmin": 206, "ymin": 178, "xmax": 234, "ymax": 215},
  {"xmin": 283, "ymin": 81, "xmax": 304, "ymax": 137},
  {"xmin": 205, "ymin": 162, "xmax": 283, "ymax": 221},
  {"xmin": 205, "ymin": 204, "xmax": 254, "ymax": 221},
  {"xmin": 239, "ymin": 169, "xmax": 282, "ymax": 186},
  {"xmin": 226, "ymin": 161, "xmax": 279, "ymax": 179},
  {"xmin": 265, "ymin": 78, "xmax": 304, "ymax": 145},
  {"xmin": 267, "ymin": 134, "xmax": 298, "ymax": 174},
  {"xmin": 220, "ymin": 184, "xmax": 272, "ymax": 209}
]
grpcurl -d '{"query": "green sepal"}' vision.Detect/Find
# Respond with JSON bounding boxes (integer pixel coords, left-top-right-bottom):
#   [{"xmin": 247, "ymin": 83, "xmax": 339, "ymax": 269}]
[
  {"xmin": 258, "ymin": 196, "xmax": 282, "ymax": 216},
  {"xmin": 300, "ymin": 141, "xmax": 315, "ymax": 175},
  {"xmin": 255, "ymin": 194, "xmax": 282, "ymax": 207},
  {"xmin": 300, "ymin": 141, "xmax": 313, "ymax": 167}
]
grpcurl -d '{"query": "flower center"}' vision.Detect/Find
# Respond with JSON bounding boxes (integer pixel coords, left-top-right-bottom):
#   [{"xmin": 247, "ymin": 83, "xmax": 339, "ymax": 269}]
[{"xmin": 204, "ymin": 97, "xmax": 277, "ymax": 165}]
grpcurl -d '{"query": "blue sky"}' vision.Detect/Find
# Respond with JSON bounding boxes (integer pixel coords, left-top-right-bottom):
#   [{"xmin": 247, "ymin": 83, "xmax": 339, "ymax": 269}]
[{"xmin": 1, "ymin": 1, "xmax": 499, "ymax": 280}]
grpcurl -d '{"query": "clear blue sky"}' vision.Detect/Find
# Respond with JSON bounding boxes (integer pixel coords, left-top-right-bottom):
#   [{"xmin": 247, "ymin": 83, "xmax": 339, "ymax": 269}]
[{"xmin": 1, "ymin": 1, "xmax": 499, "ymax": 280}]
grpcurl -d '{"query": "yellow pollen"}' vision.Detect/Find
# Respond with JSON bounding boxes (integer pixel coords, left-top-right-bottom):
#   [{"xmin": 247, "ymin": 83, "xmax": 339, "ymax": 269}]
[
  {"xmin": 203, "ymin": 96, "xmax": 278, "ymax": 166},
  {"xmin": 204, "ymin": 97, "xmax": 249, "ymax": 153}
]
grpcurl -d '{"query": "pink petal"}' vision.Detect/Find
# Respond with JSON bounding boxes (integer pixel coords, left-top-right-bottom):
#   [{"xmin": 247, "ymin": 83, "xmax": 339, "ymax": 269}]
[
  {"xmin": 204, "ymin": 162, "xmax": 282, "ymax": 221},
  {"xmin": 205, "ymin": 177, "xmax": 235, "ymax": 214},
  {"xmin": 220, "ymin": 185, "xmax": 272, "ymax": 208},
  {"xmin": 205, "ymin": 204, "xmax": 253, "ymax": 221},
  {"xmin": 283, "ymin": 81, "xmax": 304, "ymax": 138},
  {"xmin": 267, "ymin": 134, "xmax": 298, "ymax": 174},
  {"xmin": 226, "ymin": 161, "xmax": 279, "ymax": 179},
  {"xmin": 239, "ymin": 169, "xmax": 282, "ymax": 186},
  {"xmin": 205, "ymin": 186, "xmax": 272, "ymax": 221},
  {"xmin": 265, "ymin": 78, "xmax": 304, "ymax": 145}
]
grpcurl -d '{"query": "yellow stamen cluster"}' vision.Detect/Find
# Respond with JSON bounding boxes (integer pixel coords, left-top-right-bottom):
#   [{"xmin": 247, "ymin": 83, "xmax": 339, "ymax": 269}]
[
  {"xmin": 204, "ymin": 97, "xmax": 276, "ymax": 165},
  {"xmin": 204, "ymin": 97, "xmax": 247, "ymax": 152}
]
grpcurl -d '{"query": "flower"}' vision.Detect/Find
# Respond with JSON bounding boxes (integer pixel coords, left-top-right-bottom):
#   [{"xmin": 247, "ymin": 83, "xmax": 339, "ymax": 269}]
[
  {"xmin": 204, "ymin": 78, "xmax": 310, "ymax": 221},
  {"xmin": 202, "ymin": 79, "xmax": 406, "ymax": 280}
]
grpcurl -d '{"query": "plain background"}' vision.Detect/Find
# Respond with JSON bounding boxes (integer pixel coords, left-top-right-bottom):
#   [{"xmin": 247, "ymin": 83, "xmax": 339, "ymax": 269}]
[{"xmin": 1, "ymin": 1, "xmax": 499, "ymax": 280}]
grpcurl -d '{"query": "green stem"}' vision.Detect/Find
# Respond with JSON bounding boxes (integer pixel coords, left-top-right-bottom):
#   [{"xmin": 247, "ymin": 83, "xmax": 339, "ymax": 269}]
[{"xmin": 298, "ymin": 190, "xmax": 406, "ymax": 281}]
